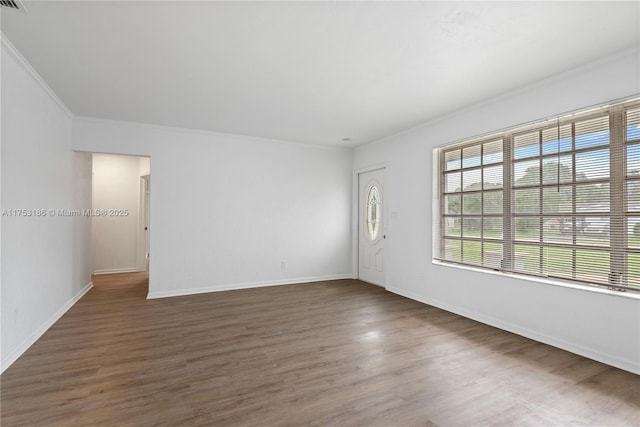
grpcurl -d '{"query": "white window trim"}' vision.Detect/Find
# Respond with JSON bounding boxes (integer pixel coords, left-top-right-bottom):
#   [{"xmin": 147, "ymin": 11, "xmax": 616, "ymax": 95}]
[{"xmin": 432, "ymin": 259, "xmax": 640, "ymax": 300}]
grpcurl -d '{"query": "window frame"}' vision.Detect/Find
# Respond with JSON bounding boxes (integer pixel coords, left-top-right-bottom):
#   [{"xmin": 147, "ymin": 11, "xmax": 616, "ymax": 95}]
[{"xmin": 436, "ymin": 97, "xmax": 640, "ymax": 292}]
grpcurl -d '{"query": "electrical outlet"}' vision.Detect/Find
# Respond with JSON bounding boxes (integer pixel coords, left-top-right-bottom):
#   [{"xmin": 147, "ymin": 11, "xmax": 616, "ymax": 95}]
[{"xmin": 281, "ymin": 260, "xmax": 287, "ymax": 269}]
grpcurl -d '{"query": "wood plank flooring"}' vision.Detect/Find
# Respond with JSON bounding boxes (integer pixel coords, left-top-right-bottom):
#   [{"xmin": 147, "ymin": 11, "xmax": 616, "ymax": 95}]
[{"xmin": 1, "ymin": 272, "xmax": 639, "ymax": 426}]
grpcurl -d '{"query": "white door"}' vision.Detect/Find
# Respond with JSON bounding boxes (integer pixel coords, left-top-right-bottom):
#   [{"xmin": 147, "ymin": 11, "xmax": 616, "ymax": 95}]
[
  {"xmin": 143, "ymin": 176, "xmax": 150, "ymax": 262},
  {"xmin": 137, "ymin": 175, "xmax": 151, "ymax": 272},
  {"xmin": 358, "ymin": 168, "xmax": 386, "ymax": 286}
]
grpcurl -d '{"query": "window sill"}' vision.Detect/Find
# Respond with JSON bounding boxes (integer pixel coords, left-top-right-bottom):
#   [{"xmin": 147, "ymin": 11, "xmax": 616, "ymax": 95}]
[{"xmin": 431, "ymin": 259, "xmax": 640, "ymax": 300}]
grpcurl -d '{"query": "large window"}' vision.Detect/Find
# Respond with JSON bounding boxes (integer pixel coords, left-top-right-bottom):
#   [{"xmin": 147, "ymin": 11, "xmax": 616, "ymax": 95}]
[{"xmin": 437, "ymin": 98, "xmax": 640, "ymax": 291}]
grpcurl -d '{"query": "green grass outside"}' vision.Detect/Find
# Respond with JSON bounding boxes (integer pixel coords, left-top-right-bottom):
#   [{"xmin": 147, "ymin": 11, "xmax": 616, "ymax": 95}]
[{"xmin": 444, "ymin": 231, "xmax": 640, "ymax": 288}]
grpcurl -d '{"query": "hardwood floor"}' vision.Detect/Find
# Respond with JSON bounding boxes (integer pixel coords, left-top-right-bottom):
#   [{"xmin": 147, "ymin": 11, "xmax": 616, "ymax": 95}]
[{"xmin": 2, "ymin": 272, "xmax": 638, "ymax": 426}]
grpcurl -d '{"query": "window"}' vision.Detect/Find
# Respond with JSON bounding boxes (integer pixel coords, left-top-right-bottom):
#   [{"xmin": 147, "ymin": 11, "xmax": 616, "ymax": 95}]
[
  {"xmin": 437, "ymin": 98, "xmax": 640, "ymax": 291},
  {"xmin": 442, "ymin": 139, "xmax": 504, "ymax": 268},
  {"xmin": 366, "ymin": 186, "xmax": 381, "ymax": 240}
]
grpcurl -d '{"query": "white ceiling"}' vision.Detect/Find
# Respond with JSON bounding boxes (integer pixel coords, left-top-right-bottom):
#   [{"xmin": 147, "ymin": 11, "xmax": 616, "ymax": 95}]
[{"xmin": 2, "ymin": 1, "xmax": 639, "ymax": 146}]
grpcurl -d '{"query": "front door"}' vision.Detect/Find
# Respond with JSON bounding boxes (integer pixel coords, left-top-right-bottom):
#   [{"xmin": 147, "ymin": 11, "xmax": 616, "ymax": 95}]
[{"xmin": 358, "ymin": 168, "xmax": 386, "ymax": 286}]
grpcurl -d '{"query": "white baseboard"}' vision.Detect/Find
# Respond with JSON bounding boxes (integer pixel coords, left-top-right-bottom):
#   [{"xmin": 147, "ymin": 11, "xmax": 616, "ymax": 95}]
[
  {"xmin": 1, "ymin": 281, "xmax": 93, "ymax": 374},
  {"xmin": 386, "ymin": 285, "xmax": 640, "ymax": 375},
  {"xmin": 147, "ymin": 274, "xmax": 352, "ymax": 299},
  {"xmin": 93, "ymin": 267, "xmax": 138, "ymax": 275}
]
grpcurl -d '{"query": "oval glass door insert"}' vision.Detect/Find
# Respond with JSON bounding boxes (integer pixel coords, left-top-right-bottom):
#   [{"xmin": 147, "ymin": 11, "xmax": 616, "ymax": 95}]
[{"xmin": 366, "ymin": 186, "xmax": 381, "ymax": 240}]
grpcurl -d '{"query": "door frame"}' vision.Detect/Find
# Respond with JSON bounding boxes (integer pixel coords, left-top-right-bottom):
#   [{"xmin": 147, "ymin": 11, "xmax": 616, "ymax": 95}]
[
  {"xmin": 352, "ymin": 163, "xmax": 388, "ymax": 287},
  {"xmin": 136, "ymin": 174, "xmax": 150, "ymax": 272}
]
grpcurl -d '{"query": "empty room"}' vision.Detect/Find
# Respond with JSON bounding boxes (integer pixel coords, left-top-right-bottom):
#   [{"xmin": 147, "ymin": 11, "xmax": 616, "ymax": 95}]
[{"xmin": 1, "ymin": 1, "xmax": 639, "ymax": 426}]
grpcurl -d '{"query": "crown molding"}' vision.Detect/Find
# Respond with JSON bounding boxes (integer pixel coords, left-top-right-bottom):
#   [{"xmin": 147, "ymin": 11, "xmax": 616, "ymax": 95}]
[{"xmin": 2, "ymin": 33, "xmax": 74, "ymax": 119}]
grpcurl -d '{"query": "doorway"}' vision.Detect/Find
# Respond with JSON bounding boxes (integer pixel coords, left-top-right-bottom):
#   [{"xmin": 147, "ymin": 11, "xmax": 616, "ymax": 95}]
[
  {"xmin": 91, "ymin": 154, "xmax": 150, "ymax": 275},
  {"xmin": 358, "ymin": 167, "xmax": 386, "ymax": 287}
]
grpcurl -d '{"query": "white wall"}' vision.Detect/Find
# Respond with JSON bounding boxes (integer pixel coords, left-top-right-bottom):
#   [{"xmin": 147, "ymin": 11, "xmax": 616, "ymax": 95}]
[
  {"xmin": 353, "ymin": 48, "xmax": 640, "ymax": 374},
  {"xmin": 1, "ymin": 39, "xmax": 92, "ymax": 372},
  {"xmin": 72, "ymin": 120, "xmax": 353, "ymax": 298},
  {"xmin": 92, "ymin": 153, "xmax": 144, "ymax": 274}
]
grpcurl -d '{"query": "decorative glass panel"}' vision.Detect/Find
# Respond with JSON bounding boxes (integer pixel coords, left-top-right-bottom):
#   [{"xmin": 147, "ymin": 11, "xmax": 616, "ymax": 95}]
[{"xmin": 366, "ymin": 186, "xmax": 381, "ymax": 240}]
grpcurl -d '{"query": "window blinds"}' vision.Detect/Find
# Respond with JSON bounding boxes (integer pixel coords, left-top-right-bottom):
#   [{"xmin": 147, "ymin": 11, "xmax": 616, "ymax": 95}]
[{"xmin": 438, "ymin": 98, "xmax": 640, "ymax": 291}]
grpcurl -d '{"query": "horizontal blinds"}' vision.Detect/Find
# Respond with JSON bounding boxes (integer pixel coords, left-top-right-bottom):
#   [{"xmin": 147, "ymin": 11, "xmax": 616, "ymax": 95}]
[
  {"xmin": 625, "ymin": 106, "xmax": 640, "ymax": 288},
  {"xmin": 511, "ymin": 114, "xmax": 613, "ymax": 286},
  {"xmin": 439, "ymin": 98, "xmax": 640, "ymax": 291},
  {"xmin": 441, "ymin": 138, "xmax": 505, "ymax": 270}
]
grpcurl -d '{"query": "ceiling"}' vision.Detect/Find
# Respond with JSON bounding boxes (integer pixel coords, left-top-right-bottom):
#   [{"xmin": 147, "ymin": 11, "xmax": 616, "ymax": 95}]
[{"xmin": 2, "ymin": 1, "xmax": 638, "ymax": 146}]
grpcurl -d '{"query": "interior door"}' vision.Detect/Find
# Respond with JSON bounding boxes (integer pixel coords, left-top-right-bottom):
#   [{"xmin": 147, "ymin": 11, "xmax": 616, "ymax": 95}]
[
  {"xmin": 143, "ymin": 175, "xmax": 150, "ymax": 262},
  {"xmin": 358, "ymin": 168, "xmax": 386, "ymax": 286},
  {"xmin": 137, "ymin": 174, "xmax": 151, "ymax": 272}
]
